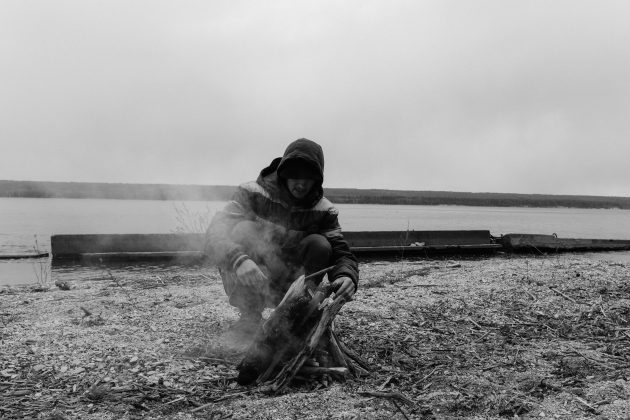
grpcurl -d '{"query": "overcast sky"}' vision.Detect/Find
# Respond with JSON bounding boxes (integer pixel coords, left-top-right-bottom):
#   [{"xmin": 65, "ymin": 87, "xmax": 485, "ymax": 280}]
[{"xmin": 1, "ymin": 1, "xmax": 629, "ymax": 196}]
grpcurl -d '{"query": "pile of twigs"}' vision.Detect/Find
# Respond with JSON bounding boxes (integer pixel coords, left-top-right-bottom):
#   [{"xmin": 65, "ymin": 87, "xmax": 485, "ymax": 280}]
[{"xmin": 236, "ymin": 273, "xmax": 370, "ymax": 393}]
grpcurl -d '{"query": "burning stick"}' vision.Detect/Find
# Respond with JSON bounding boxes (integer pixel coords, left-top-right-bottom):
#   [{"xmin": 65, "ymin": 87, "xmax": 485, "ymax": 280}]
[{"xmin": 303, "ymin": 265, "xmax": 335, "ymax": 282}]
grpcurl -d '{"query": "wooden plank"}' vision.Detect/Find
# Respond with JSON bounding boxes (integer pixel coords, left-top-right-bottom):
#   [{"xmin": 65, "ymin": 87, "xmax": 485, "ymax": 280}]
[
  {"xmin": 0, "ymin": 252, "xmax": 49, "ymax": 260},
  {"xmin": 343, "ymin": 230, "xmax": 493, "ymax": 247},
  {"xmin": 76, "ymin": 251, "xmax": 204, "ymax": 263},
  {"xmin": 501, "ymin": 234, "xmax": 630, "ymax": 252},
  {"xmin": 50, "ymin": 231, "xmax": 496, "ymax": 261},
  {"xmin": 351, "ymin": 244, "xmax": 501, "ymax": 252},
  {"xmin": 51, "ymin": 233, "xmax": 206, "ymax": 257}
]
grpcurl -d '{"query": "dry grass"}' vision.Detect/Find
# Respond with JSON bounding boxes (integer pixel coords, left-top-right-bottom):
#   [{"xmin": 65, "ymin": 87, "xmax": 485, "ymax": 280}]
[{"xmin": 1, "ymin": 254, "xmax": 629, "ymax": 419}]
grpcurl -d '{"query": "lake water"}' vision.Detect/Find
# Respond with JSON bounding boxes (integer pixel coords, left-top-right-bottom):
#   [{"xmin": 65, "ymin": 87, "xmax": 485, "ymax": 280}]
[{"xmin": 2, "ymin": 197, "xmax": 630, "ymax": 285}]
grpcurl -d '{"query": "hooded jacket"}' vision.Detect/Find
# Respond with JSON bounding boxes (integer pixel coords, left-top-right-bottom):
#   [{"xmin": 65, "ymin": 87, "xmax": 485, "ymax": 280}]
[{"xmin": 205, "ymin": 139, "xmax": 359, "ymax": 286}]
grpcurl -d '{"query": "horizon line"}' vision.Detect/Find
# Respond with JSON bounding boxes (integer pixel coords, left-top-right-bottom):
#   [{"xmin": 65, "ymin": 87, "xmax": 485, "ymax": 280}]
[{"xmin": 1, "ymin": 178, "xmax": 629, "ymax": 199}]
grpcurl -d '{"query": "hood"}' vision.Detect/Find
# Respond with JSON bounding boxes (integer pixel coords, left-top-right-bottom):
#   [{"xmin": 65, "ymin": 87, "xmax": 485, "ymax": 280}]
[
  {"xmin": 276, "ymin": 138, "xmax": 324, "ymax": 183},
  {"xmin": 258, "ymin": 138, "xmax": 325, "ymax": 207}
]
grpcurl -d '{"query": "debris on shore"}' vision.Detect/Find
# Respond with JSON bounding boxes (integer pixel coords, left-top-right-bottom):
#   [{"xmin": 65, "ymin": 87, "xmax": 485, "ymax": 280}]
[{"xmin": 1, "ymin": 255, "xmax": 629, "ymax": 419}]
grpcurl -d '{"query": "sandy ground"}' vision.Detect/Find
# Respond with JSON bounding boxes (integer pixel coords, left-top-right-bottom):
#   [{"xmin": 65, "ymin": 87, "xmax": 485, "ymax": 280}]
[{"xmin": 1, "ymin": 253, "xmax": 630, "ymax": 419}]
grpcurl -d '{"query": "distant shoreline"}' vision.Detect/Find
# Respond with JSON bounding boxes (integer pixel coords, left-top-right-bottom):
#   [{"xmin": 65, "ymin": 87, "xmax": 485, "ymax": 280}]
[{"xmin": 1, "ymin": 179, "xmax": 629, "ymax": 209}]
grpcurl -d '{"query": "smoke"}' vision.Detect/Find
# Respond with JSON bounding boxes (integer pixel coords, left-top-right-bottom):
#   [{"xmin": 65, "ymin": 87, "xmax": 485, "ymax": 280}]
[
  {"xmin": 236, "ymin": 273, "xmax": 332, "ymax": 385},
  {"xmin": 172, "ymin": 202, "xmax": 215, "ymax": 234},
  {"xmin": 226, "ymin": 219, "xmax": 302, "ymax": 307}
]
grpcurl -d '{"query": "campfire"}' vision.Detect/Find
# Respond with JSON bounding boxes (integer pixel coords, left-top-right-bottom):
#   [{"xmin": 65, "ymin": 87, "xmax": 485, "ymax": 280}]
[{"xmin": 236, "ymin": 272, "xmax": 369, "ymax": 393}]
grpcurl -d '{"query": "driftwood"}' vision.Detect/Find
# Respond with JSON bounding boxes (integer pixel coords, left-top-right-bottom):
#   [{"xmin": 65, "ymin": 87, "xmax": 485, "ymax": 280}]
[{"xmin": 237, "ymin": 273, "xmax": 369, "ymax": 393}]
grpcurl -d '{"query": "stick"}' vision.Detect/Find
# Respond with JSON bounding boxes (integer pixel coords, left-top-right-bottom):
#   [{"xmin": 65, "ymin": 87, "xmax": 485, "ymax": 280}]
[
  {"xmin": 379, "ymin": 376, "xmax": 395, "ymax": 391},
  {"xmin": 411, "ymin": 365, "xmax": 440, "ymax": 387},
  {"xmin": 391, "ymin": 398, "xmax": 411, "ymax": 420},
  {"xmin": 334, "ymin": 340, "xmax": 368, "ymax": 377},
  {"xmin": 549, "ymin": 286, "xmax": 579, "ymax": 304},
  {"xmin": 468, "ymin": 317, "xmax": 483, "ymax": 329},
  {"xmin": 190, "ymin": 391, "xmax": 250, "ymax": 413},
  {"xmin": 574, "ymin": 396, "xmax": 600, "ymax": 414},
  {"xmin": 475, "ymin": 330, "xmax": 492, "ymax": 342},
  {"xmin": 164, "ymin": 396, "xmax": 186, "ymax": 405},
  {"xmin": 197, "ymin": 356, "xmax": 232, "ymax": 364},
  {"xmin": 332, "ymin": 330, "xmax": 370, "ymax": 371},
  {"xmin": 524, "ymin": 290, "xmax": 537, "ymax": 301},
  {"xmin": 400, "ymin": 284, "xmax": 440, "ymax": 289},
  {"xmin": 327, "ymin": 328, "xmax": 350, "ymax": 371},
  {"xmin": 298, "ymin": 366, "xmax": 348, "ymax": 376},
  {"xmin": 304, "ymin": 265, "xmax": 336, "ymax": 282},
  {"xmin": 568, "ymin": 347, "xmax": 611, "ymax": 369},
  {"xmin": 357, "ymin": 391, "xmax": 415, "ymax": 406}
]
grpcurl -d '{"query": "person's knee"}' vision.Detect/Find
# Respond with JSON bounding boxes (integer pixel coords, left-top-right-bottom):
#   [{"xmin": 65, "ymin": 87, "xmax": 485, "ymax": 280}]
[{"xmin": 300, "ymin": 234, "xmax": 332, "ymax": 267}]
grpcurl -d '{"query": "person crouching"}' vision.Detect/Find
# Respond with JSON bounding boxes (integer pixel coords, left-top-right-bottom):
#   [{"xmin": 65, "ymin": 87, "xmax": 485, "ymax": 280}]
[{"xmin": 204, "ymin": 138, "xmax": 359, "ymax": 337}]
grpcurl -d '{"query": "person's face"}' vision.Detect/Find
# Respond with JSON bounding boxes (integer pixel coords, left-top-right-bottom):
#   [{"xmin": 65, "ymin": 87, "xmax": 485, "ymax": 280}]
[{"xmin": 286, "ymin": 178, "xmax": 315, "ymax": 199}]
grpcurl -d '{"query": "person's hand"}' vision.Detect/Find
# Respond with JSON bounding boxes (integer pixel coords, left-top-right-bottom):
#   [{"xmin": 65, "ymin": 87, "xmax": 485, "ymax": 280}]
[
  {"xmin": 235, "ymin": 258, "xmax": 268, "ymax": 288},
  {"xmin": 331, "ymin": 276, "xmax": 356, "ymax": 302}
]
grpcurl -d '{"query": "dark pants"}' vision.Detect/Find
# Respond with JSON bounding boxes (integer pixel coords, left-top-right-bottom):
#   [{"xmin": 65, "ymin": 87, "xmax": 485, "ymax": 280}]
[{"xmin": 219, "ymin": 220, "xmax": 332, "ymax": 314}]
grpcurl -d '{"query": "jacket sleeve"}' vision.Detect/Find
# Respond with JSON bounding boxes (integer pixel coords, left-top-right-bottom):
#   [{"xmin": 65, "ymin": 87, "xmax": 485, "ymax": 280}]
[
  {"xmin": 204, "ymin": 186, "xmax": 254, "ymax": 268},
  {"xmin": 320, "ymin": 207, "xmax": 359, "ymax": 288}
]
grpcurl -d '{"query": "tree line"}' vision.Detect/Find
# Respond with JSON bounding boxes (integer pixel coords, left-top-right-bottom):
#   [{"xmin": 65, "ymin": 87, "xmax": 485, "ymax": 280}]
[{"xmin": 1, "ymin": 180, "xmax": 629, "ymax": 209}]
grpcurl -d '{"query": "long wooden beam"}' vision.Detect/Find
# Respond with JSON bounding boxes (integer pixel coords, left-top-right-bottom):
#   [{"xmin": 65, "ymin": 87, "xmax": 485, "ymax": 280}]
[
  {"xmin": 50, "ymin": 230, "xmax": 497, "ymax": 262},
  {"xmin": 48, "ymin": 231, "xmax": 630, "ymax": 263},
  {"xmin": 499, "ymin": 234, "xmax": 630, "ymax": 253}
]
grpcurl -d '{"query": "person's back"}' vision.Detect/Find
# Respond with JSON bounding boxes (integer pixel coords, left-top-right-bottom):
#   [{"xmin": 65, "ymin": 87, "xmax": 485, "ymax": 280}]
[{"xmin": 205, "ymin": 138, "xmax": 358, "ymax": 335}]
